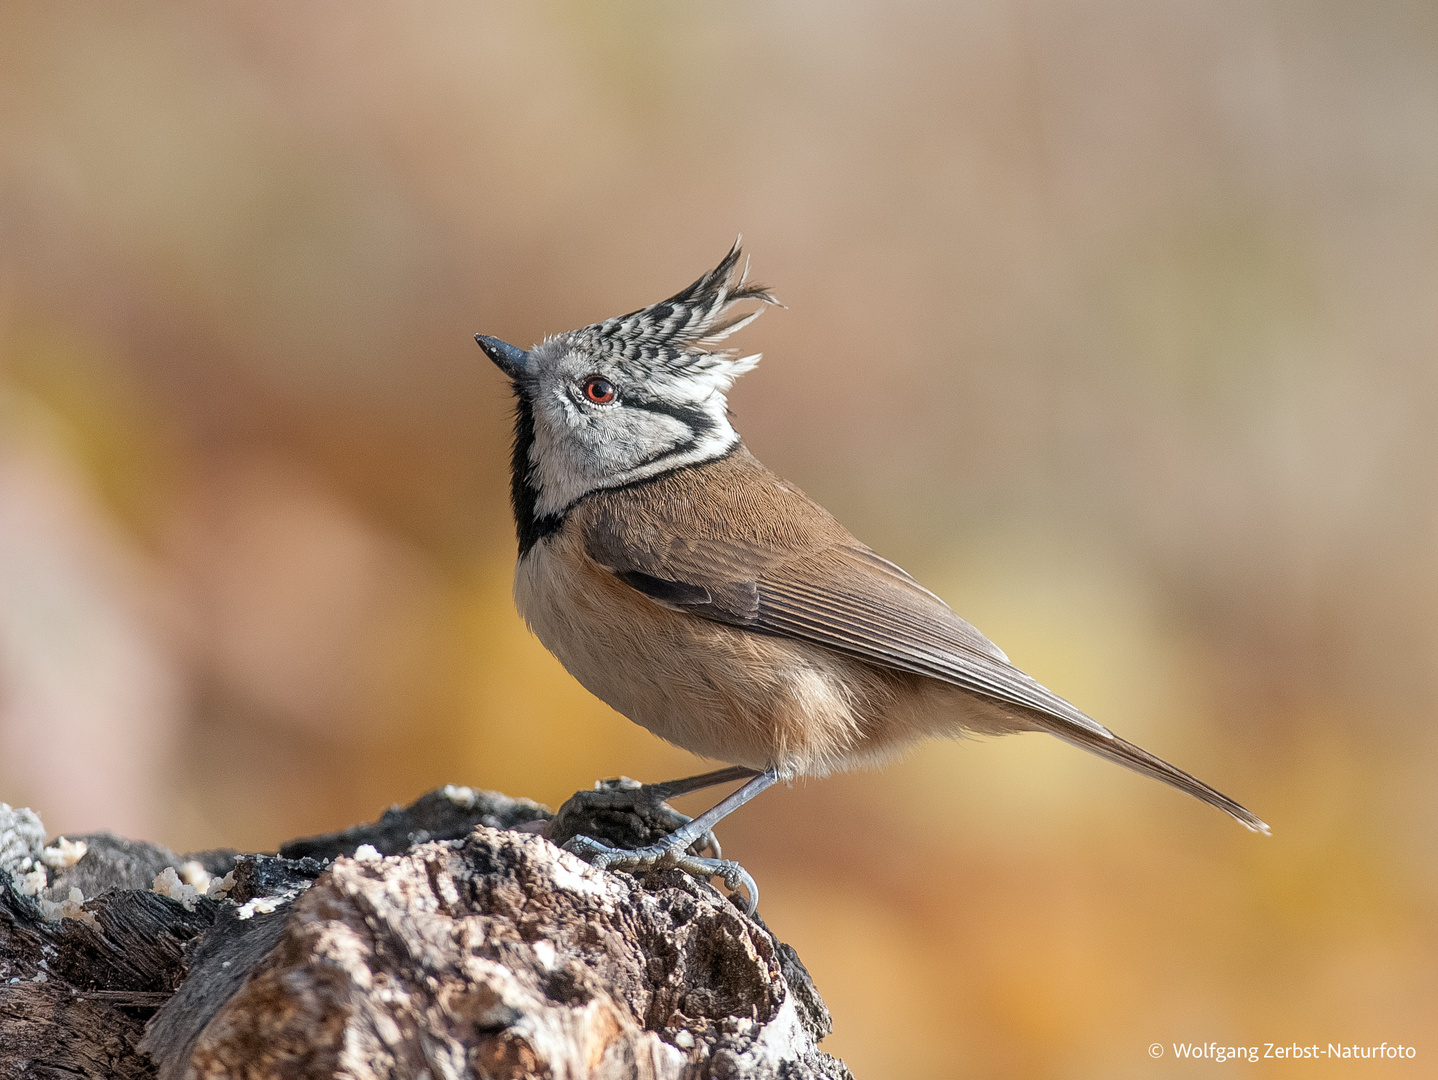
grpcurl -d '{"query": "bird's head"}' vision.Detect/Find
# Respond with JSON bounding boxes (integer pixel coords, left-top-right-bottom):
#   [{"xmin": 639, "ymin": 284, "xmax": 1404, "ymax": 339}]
[{"xmin": 477, "ymin": 241, "xmax": 778, "ymax": 549}]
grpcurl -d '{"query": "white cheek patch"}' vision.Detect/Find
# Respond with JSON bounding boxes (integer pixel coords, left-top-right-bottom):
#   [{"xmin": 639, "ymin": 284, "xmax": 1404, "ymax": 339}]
[
  {"xmin": 597, "ymin": 409, "xmax": 691, "ymax": 466},
  {"xmin": 528, "ymin": 387, "xmax": 739, "ymax": 518},
  {"xmin": 530, "ymin": 392, "xmax": 595, "ymax": 516}
]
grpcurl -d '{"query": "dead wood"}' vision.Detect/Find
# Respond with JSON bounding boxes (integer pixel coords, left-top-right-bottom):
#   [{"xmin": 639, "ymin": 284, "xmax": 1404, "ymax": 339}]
[{"xmin": 0, "ymin": 787, "xmax": 851, "ymax": 1079}]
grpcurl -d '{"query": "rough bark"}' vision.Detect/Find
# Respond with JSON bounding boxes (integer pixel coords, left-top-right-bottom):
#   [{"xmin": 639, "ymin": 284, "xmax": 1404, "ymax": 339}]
[{"xmin": 0, "ymin": 787, "xmax": 851, "ymax": 1079}]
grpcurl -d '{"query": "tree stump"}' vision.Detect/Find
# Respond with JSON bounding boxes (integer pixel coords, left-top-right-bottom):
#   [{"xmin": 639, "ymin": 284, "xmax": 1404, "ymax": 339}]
[{"xmin": 0, "ymin": 787, "xmax": 851, "ymax": 1079}]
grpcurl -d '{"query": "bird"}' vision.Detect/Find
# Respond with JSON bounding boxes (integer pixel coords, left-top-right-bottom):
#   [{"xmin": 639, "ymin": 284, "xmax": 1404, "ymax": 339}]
[{"xmin": 475, "ymin": 241, "xmax": 1267, "ymax": 912}]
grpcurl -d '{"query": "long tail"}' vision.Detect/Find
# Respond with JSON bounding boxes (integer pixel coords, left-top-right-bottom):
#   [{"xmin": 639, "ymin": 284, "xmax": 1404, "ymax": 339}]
[{"xmin": 1043, "ymin": 724, "xmax": 1270, "ymax": 834}]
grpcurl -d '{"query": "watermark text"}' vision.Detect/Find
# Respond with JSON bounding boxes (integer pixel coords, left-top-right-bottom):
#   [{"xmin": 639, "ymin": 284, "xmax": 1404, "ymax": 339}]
[{"xmin": 1149, "ymin": 1042, "xmax": 1416, "ymax": 1063}]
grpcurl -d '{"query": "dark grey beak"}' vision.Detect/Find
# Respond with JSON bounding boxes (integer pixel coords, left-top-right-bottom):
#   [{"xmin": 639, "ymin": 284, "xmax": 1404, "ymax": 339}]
[{"xmin": 475, "ymin": 334, "xmax": 531, "ymax": 379}]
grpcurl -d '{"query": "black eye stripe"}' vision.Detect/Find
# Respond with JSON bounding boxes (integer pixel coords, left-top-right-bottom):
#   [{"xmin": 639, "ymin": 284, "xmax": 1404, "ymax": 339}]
[
  {"xmin": 627, "ymin": 436, "xmax": 701, "ymax": 471},
  {"xmin": 621, "ymin": 394, "xmax": 719, "ymax": 437}
]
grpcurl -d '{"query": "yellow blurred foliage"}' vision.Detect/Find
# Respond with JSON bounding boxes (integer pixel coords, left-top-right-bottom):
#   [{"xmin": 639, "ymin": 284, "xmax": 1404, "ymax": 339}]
[{"xmin": 2, "ymin": 3, "xmax": 1436, "ymax": 1075}]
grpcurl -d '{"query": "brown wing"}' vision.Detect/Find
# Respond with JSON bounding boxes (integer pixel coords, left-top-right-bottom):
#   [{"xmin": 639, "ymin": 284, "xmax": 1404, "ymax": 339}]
[{"xmin": 579, "ymin": 448, "xmax": 1112, "ymax": 739}]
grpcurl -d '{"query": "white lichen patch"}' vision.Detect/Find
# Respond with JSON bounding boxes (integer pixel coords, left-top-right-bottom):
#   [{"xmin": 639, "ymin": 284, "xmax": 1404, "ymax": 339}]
[
  {"xmin": 152, "ymin": 866, "xmax": 200, "ymax": 911},
  {"xmin": 353, "ymin": 843, "xmax": 382, "ymax": 862},
  {"xmin": 37, "ymin": 886, "xmax": 99, "ymax": 929},
  {"xmin": 549, "ymin": 856, "xmax": 624, "ymax": 904},
  {"xmin": 236, "ymin": 895, "xmax": 283, "ymax": 920},
  {"xmin": 179, "ymin": 860, "xmax": 212, "ymax": 894},
  {"xmin": 442, "ymin": 784, "xmax": 479, "ymax": 808},
  {"xmin": 208, "ymin": 870, "xmax": 236, "ymax": 898},
  {"xmin": 40, "ymin": 836, "xmax": 88, "ymax": 869},
  {"xmin": 17, "ymin": 869, "xmax": 47, "ymax": 897}
]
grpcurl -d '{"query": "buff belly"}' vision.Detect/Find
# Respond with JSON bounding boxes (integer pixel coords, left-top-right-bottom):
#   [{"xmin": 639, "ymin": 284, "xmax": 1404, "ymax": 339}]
[{"xmin": 513, "ymin": 528, "xmax": 1025, "ymax": 777}]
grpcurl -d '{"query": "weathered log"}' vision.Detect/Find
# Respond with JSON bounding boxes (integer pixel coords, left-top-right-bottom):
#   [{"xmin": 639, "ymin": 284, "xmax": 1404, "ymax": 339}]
[{"xmin": 0, "ymin": 788, "xmax": 851, "ymax": 1079}]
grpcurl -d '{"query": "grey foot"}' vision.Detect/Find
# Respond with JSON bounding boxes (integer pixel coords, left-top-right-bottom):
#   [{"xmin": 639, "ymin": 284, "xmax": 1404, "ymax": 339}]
[
  {"xmin": 562, "ymin": 833, "xmax": 760, "ymax": 915},
  {"xmin": 547, "ymin": 777, "xmax": 722, "ymax": 860}
]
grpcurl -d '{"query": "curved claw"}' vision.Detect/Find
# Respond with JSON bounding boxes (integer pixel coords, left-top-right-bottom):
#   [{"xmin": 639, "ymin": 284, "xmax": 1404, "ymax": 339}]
[
  {"xmin": 561, "ymin": 835, "xmax": 757, "ymax": 914},
  {"xmin": 707, "ymin": 858, "xmax": 758, "ymax": 914}
]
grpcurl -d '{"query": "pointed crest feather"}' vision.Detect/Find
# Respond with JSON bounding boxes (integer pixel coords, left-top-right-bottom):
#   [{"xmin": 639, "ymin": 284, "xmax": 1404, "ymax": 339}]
[{"xmin": 572, "ymin": 239, "xmax": 779, "ymax": 376}]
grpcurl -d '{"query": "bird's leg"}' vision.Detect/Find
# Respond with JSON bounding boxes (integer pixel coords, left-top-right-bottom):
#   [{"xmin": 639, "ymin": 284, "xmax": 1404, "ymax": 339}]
[{"xmin": 560, "ymin": 768, "xmax": 779, "ymax": 914}]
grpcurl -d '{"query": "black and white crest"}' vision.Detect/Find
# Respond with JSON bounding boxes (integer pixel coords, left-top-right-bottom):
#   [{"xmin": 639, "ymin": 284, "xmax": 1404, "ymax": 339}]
[
  {"xmin": 481, "ymin": 241, "xmax": 780, "ymax": 553},
  {"xmin": 568, "ymin": 240, "xmax": 778, "ymax": 386}
]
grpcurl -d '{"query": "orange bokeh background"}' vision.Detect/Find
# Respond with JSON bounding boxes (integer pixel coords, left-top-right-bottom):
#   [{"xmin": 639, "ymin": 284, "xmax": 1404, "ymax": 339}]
[{"xmin": 2, "ymin": 4, "xmax": 1435, "ymax": 1076}]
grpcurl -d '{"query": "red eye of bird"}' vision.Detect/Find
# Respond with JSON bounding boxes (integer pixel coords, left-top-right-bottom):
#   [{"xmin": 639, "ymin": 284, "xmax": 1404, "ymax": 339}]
[{"xmin": 583, "ymin": 376, "xmax": 616, "ymax": 404}]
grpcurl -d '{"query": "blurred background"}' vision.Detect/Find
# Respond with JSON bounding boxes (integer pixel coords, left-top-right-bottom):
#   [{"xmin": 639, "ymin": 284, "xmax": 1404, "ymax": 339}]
[{"xmin": 2, "ymin": 2, "xmax": 1435, "ymax": 1076}]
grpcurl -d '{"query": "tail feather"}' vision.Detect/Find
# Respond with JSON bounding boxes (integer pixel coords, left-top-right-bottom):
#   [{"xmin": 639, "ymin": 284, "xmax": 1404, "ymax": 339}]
[{"xmin": 1045, "ymin": 725, "xmax": 1270, "ymax": 834}]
